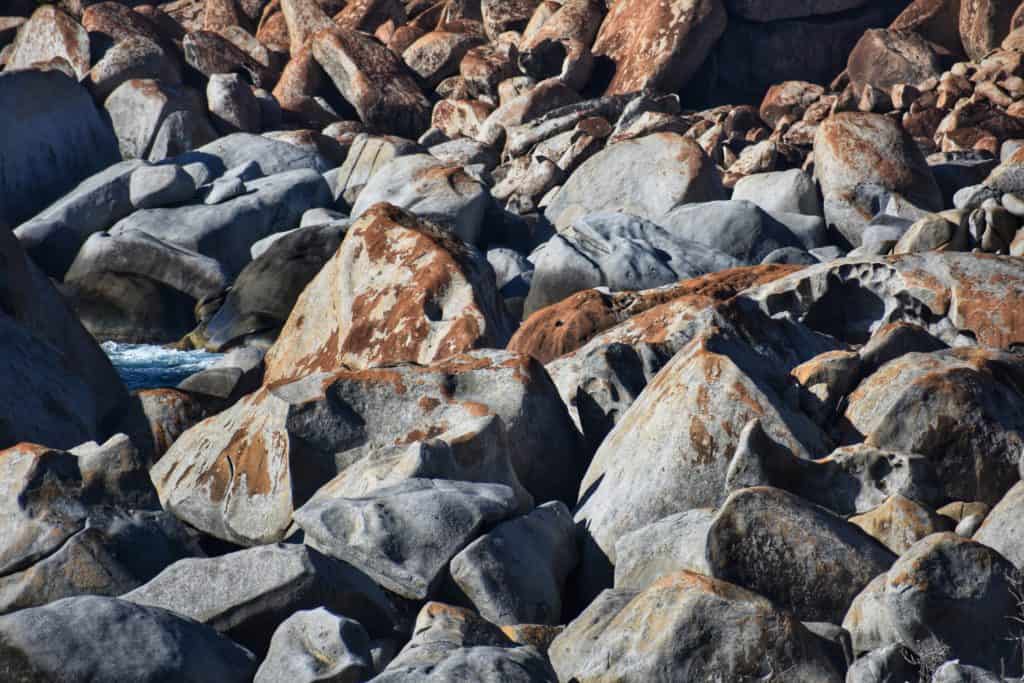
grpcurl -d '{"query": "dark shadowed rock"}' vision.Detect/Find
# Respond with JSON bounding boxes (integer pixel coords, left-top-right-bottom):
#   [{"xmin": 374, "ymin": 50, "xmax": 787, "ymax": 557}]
[
  {"xmin": 0, "ymin": 596, "xmax": 257, "ymax": 682},
  {"xmin": 974, "ymin": 480, "xmax": 1024, "ymax": 570}
]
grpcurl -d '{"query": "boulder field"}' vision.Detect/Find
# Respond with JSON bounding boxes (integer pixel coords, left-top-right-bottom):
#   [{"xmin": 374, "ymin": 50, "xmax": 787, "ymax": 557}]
[{"xmin": 10, "ymin": 0, "xmax": 1024, "ymax": 680}]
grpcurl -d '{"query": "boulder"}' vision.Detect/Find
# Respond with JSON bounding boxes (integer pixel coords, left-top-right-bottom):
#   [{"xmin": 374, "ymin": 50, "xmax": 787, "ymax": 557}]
[
  {"xmin": 449, "ymin": 501, "xmax": 577, "ymax": 625},
  {"xmin": 136, "ymin": 388, "xmax": 211, "ymax": 458},
  {"xmin": 758, "ymin": 80, "xmax": 825, "ymax": 128},
  {"xmin": 329, "ymin": 133, "xmax": 421, "ymax": 207},
  {"xmin": 973, "ymin": 480, "xmax": 1024, "ymax": 570},
  {"xmin": 254, "ymin": 608, "xmax": 373, "ymax": 683},
  {"xmin": 591, "ymin": 0, "xmax": 727, "ymax": 96},
  {"xmin": 840, "ymin": 348, "xmax": 1024, "ymax": 505},
  {"xmin": 373, "ymin": 602, "xmax": 558, "ymax": 682},
  {"xmin": 294, "ymin": 479, "xmax": 520, "ymax": 599},
  {"xmin": 849, "ymin": 494, "xmax": 954, "ymax": 554},
  {"xmin": 128, "ymin": 164, "xmax": 197, "ymax": 209},
  {"xmin": 207, "ymin": 72, "xmax": 261, "ymax": 134},
  {"xmin": 814, "ymin": 113, "xmax": 943, "ymax": 247},
  {"xmin": 193, "ymin": 222, "xmax": 346, "ymax": 351},
  {"xmin": 613, "ymin": 508, "xmax": 715, "ymax": 590},
  {"xmin": 349, "ymin": 155, "xmax": 490, "ymax": 244},
  {"xmin": 843, "ymin": 533, "xmax": 1021, "ymax": 674},
  {"xmin": 152, "ymin": 351, "xmax": 585, "ymax": 545},
  {"xmin": 312, "ymin": 26, "xmax": 430, "ymax": 139},
  {"xmin": 123, "ymin": 543, "xmax": 395, "ymax": 654},
  {"xmin": 549, "ymin": 572, "xmax": 844, "ymax": 682},
  {"xmin": 262, "ymin": 203, "xmax": 515, "ymax": 383},
  {"xmin": 173, "ymin": 132, "xmax": 333, "ymax": 181},
  {"xmin": 523, "ymin": 211, "xmax": 740, "ymax": 315},
  {"xmin": 726, "ymin": 420, "xmax": 943, "ymax": 516},
  {"xmin": 66, "ymin": 229, "xmax": 228, "ymax": 302},
  {"xmin": 0, "ymin": 229, "xmax": 132, "ymax": 450},
  {"xmin": 13, "ymin": 159, "xmax": 143, "ymax": 280},
  {"xmin": 845, "ymin": 644, "xmax": 921, "ymax": 683},
  {"xmin": 731, "ymin": 168, "xmax": 823, "ymax": 217},
  {"xmin": 59, "ymin": 271, "xmax": 197, "ymax": 344},
  {"xmin": 960, "ymin": 0, "xmax": 1017, "ymax": 60},
  {"xmin": 481, "ymin": 0, "xmax": 542, "ymax": 39},
  {"xmin": 847, "ymin": 28, "xmax": 943, "ymax": 96},
  {"xmin": 0, "ymin": 596, "xmax": 257, "ymax": 682},
  {"xmin": 707, "ymin": 486, "xmax": 896, "ymax": 623},
  {"xmin": 544, "ymin": 132, "xmax": 725, "ymax": 231},
  {"xmin": 104, "ymin": 79, "xmax": 217, "ymax": 162},
  {"xmin": 88, "ymin": 36, "xmax": 175, "ymax": 102},
  {"xmin": 572, "ymin": 298, "xmax": 840, "ymax": 600},
  {"xmin": 109, "ymin": 168, "xmax": 332, "ymax": 276},
  {"xmin": 402, "ymin": 31, "xmax": 485, "ymax": 88},
  {"xmin": 0, "ymin": 69, "xmax": 120, "ymax": 229},
  {"xmin": 6, "ymin": 6, "xmax": 90, "ymax": 79}
]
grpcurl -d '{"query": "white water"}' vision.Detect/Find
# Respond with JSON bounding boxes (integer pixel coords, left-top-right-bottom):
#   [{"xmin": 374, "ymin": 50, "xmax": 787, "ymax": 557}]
[{"xmin": 102, "ymin": 342, "xmax": 221, "ymax": 391}]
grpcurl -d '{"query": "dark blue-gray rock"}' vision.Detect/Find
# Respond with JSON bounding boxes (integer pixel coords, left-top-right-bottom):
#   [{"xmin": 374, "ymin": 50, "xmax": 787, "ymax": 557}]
[
  {"xmin": 109, "ymin": 168, "xmax": 332, "ymax": 275},
  {"xmin": 59, "ymin": 271, "xmax": 197, "ymax": 344},
  {"xmin": 707, "ymin": 486, "xmax": 896, "ymax": 624},
  {"xmin": 295, "ymin": 479, "xmax": 520, "ymax": 600},
  {"xmin": 549, "ymin": 572, "xmax": 845, "ymax": 683},
  {"xmin": 0, "ymin": 68, "xmax": 120, "ymax": 228},
  {"xmin": 843, "ymin": 533, "xmax": 1021, "ymax": 675},
  {"xmin": 656, "ymin": 200, "xmax": 808, "ymax": 264},
  {"xmin": 449, "ymin": 501, "xmax": 577, "ymax": 626},
  {"xmin": 174, "ymin": 132, "xmax": 332, "ymax": 182},
  {"xmin": 487, "ymin": 247, "xmax": 533, "ymax": 319},
  {"xmin": 613, "ymin": 509, "xmax": 715, "ymax": 590},
  {"xmin": 204, "ymin": 176, "xmax": 247, "ymax": 204},
  {"xmin": 254, "ymin": 608, "xmax": 373, "ymax": 683},
  {"xmin": 928, "ymin": 152, "xmax": 999, "ymax": 209},
  {"xmin": 0, "ymin": 596, "xmax": 257, "ymax": 682},
  {"xmin": 522, "ymin": 211, "xmax": 740, "ymax": 315},
  {"xmin": 328, "ymin": 134, "xmax": 422, "ymax": 208},
  {"xmin": 544, "ymin": 132, "xmax": 726, "ymax": 231},
  {"xmin": 123, "ymin": 543, "xmax": 395, "ymax": 655},
  {"xmin": 373, "ymin": 602, "xmax": 558, "ymax": 683},
  {"xmin": 14, "ymin": 160, "xmax": 144, "ymax": 279},
  {"xmin": 731, "ymin": 168, "xmax": 823, "ymax": 216},
  {"xmin": 192, "ymin": 220, "xmax": 348, "ymax": 352},
  {"xmin": 350, "ymin": 154, "xmax": 490, "ymax": 245},
  {"xmin": 0, "ymin": 229, "xmax": 132, "ymax": 450},
  {"xmin": 129, "ymin": 164, "xmax": 197, "ymax": 209},
  {"xmin": 762, "ymin": 246, "xmax": 819, "ymax": 265}
]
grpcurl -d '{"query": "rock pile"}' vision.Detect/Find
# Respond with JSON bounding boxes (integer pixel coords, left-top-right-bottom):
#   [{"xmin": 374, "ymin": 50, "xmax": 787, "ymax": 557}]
[{"xmin": 9, "ymin": 0, "xmax": 1024, "ymax": 680}]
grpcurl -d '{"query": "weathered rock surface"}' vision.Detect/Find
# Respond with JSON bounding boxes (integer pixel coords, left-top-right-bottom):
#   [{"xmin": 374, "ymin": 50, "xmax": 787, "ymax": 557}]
[
  {"xmin": 973, "ymin": 480, "xmax": 1024, "ymax": 570},
  {"xmin": 549, "ymin": 572, "xmax": 845, "ymax": 682},
  {"xmin": 295, "ymin": 479, "xmax": 520, "ymax": 599},
  {"xmin": 262, "ymin": 203, "xmax": 515, "ymax": 383},
  {"xmin": 449, "ymin": 501, "xmax": 577, "ymax": 625},
  {"xmin": 613, "ymin": 508, "xmax": 715, "ymax": 590},
  {"xmin": 254, "ymin": 608, "xmax": 373, "ymax": 683}
]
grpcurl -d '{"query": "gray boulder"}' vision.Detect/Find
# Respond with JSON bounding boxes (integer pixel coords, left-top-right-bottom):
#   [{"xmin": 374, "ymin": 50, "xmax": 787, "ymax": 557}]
[
  {"xmin": 544, "ymin": 132, "xmax": 725, "ymax": 230},
  {"xmin": 726, "ymin": 419, "xmax": 942, "ymax": 516},
  {"xmin": 846, "ymin": 644, "xmax": 919, "ymax": 683},
  {"xmin": 350, "ymin": 154, "xmax": 490, "ymax": 245},
  {"xmin": 254, "ymin": 608, "xmax": 372, "ymax": 683},
  {"xmin": 104, "ymin": 79, "xmax": 217, "ymax": 162},
  {"xmin": 0, "ymin": 68, "xmax": 120, "ymax": 228},
  {"xmin": 294, "ymin": 479, "xmax": 520, "ymax": 600},
  {"xmin": 329, "ymin": 134, "xmax": 421, "ymax": 208},
  {"xmin": 523, "ymin": 211, "xmax": 740, "ymax": 315},
  {"xmin": 572, "ymin": 299, "xmax": 840, "ymax": 602},
  {"xmin": 974, "ymin": 480, "xmax": 1024, "ymax": 570},
  {"xmin": 844, "ymin": 533, "xmax": 1022, "ymax": 675},
  {"xmin": 174, "ymin": 132, "xmax": 332, "ymax": 182},
  {"xmin": 549, "ymin": 572, "xmax": 844, "ymax": 682},
  {"xmin": 373, "ymin": 602, "xmax": 558, "ymax": 682},
  {"xmin": 613, "ymin": 508, "xmax": 715, "ymax": 590},
  {"xmin": 656, "ymin": 200, "xmax": 809, "ymax": 265},
  {"xmin": 123, "ymin": 543, "xmax": 395, "ymax": 654},
  {"xmin": 109, "ymin": 168, "xmax": 332, "ymax": 276},
  {"xmin": 0, "ymin": 595, "xmax": 257, "ymax": 682},
  {"xmin": 129, "ymin": 164, "xmax": 197, "ymax": 209},
  {"xmin": 706, "ymin": 486, "xmax": 897, "ymax": 623},
  {"xmin": 731, "ymin": 168, "xmax": 823, "ymax": 217},
  {"xmin": 66, "ymin": 229, "xmax": 229, "ymax": 302},
  {"xmin": 14, "ymin": 160, "xmax": 144, "ymax": 279},
  {"xmin": 449, "ymin": 501, "xmax": 577, "ymax": 626}
]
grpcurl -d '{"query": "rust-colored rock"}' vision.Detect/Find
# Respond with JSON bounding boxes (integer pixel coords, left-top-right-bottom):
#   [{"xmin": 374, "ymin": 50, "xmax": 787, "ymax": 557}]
[
  {"xmin": 279, "ymin": 0, "xmax": 332, "ymax": 54},
  {"xmin": 758, "ymin": 80, "xmax": 824, "ymax": 129},
  {"xmin": 592, "ymin": 0, "xmax": 725, "ymax": 96},
  {"xmin": 960, "ymin": 0, "xmax": 1016, "ymax": 61},
  {"xmin": 890, "ymin": 0, "xmax": 965, "ymax": 57},
  {"xmin": 312, "ymin": 26, "xmax": 430, "ymax": 139},
  {"xmin": 333, "ymin": 0, "xmax": 405, "ymax": 33},
  {"xmin": 263, "ymin": 203, "xmax": 515, "ymax": 384},
  {"xmin": 7, "ymin": 5, "xmax": 90, "ymax": 80},
  {"xmin": 509, "ymin": 264, "xmax": 801, "ymax": 364}
]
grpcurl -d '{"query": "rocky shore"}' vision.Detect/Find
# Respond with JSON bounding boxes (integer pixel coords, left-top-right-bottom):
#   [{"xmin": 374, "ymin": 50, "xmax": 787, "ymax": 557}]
[{"xmin": 6, "ymin": 0, "xmax": 1024, "ymax": 681}]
